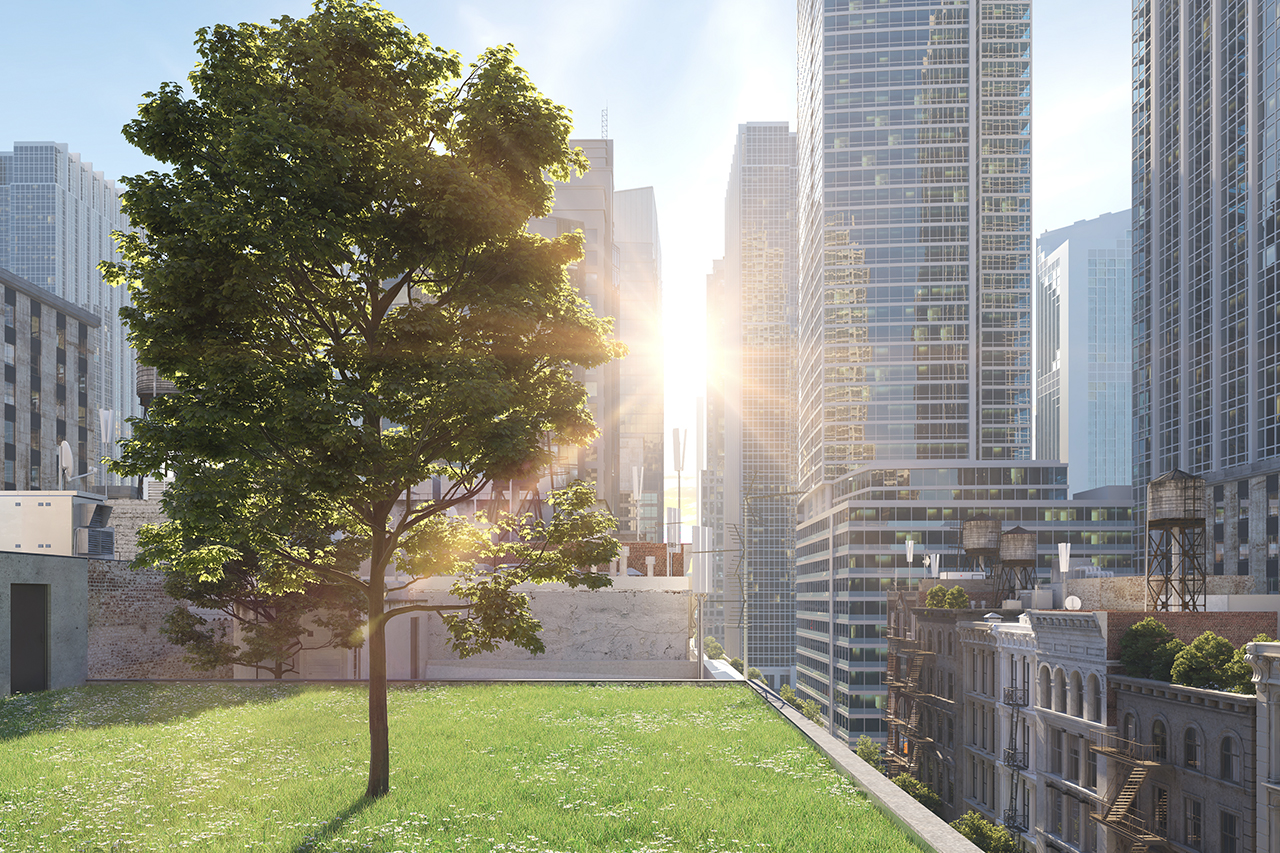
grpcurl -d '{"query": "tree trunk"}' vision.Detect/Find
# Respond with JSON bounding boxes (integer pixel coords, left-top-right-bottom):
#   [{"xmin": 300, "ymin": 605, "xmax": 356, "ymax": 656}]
[{"xmin": 365, "ymin": 566, "xmax": 390, "ymax": 798}]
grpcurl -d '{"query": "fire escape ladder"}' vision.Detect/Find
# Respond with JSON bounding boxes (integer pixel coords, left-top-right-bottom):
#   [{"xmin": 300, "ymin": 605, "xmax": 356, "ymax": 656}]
[
  {"xmin": 1106, "ymin": 766, "xmax": 1149, "ymax": 822},
  {"xmin": 1002, "ymin": 684, "xmax": 1029, "ymax": 832}
]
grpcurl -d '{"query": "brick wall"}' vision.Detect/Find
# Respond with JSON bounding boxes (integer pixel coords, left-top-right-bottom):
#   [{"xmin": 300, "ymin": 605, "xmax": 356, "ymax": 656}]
[
  {"xmin": 87, "ymin": 558, "xmax": 232, "ymax": 679},
  {"xmin": 106, "ymin": 498, "xmax": 167, "ymax": 563},
  {"xmin": 617, "ymin": 541, "xmax": 684, "ymax": 576},
  {"xmin": 1103, "ymin": 610, "xmax": 1280, "ymax": 661}
]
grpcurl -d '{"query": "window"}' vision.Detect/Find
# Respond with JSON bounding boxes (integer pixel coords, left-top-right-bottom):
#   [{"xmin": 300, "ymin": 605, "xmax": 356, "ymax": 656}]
[
  {"xmin": 1152, "ymin": 719, "xmax": 1167, "ymax": 761},
  {"xmin": 1154, "ymin": 787, "xmax": 1169, "ymax": 836},
  {"xmin": 1051, "ymin": 729, "xmax": 1063, "ymax": 774},
  {"xmin": 1072, "ymin": 672, "xmax": 1084, "ymax": 717},
  {"xmin": 1067, "ymin": 735, "xmax": 1081, "ymax": 783},
  {"xmin": 1184, "ymin": 797, "xmax": 1202, "ymax": 850},
  {"xmin": 1184, "ymin": 728, "xmax": 1200, "ymax": 769},
  {"xmin": 1086, "ymin": 747, "xmax": 1098, "ymax": 790},
  {"xmin": 1051, "ymin": 790, "xmax": 1063, "ymax": 836},
  {"xmin": 1221, "ymin": 810, "xmax": 1239, "ymax": 853},
  {"xmin": 1220, "ymin": 736, "xmax": 1240, "ymax": 782},
  {"xmin": 1122, "ymin": 712, "xmax": 1137, "ymax": 741},
  {"xmin": 1054, "ymin": 670, "xmax": 1067, "ymax": 711}
]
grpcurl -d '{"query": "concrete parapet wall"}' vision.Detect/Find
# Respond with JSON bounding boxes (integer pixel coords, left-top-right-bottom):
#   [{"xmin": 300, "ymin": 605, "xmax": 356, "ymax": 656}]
[{"xmin": 747, "ymin": 681, "xmax": 981, "ymax": 853}]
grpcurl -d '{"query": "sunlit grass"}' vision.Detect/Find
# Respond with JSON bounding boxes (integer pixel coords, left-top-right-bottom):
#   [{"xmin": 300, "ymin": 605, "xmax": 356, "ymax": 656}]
[{"xmin": 0, "ymin": 682, "xmax": 921, "ymax": 852}]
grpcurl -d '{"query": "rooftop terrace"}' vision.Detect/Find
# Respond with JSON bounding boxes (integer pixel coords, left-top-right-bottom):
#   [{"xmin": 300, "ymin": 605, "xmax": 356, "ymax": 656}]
[{"xmin": 0, "ymin": 681, "xmax": 969, "ymax": 852}]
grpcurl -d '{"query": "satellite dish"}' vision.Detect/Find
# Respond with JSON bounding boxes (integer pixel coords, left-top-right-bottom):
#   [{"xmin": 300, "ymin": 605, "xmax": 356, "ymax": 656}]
[
  {"xmin": 59, "ymin": 440, "xmax": 73, "ymax": 475},
  {"xmin": 1065, "ymin": 595, "xmax": 1082, "ymax": 611}
]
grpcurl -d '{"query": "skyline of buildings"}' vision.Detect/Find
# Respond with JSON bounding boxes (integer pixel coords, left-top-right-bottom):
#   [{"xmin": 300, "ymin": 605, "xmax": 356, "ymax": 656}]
[
  {"xmin": 527, "ymin": 139, "xmax": 667, "ymax": 538},
  {"xmin": 0, "ymin": 142, "xmax": 137, "ymax": 491}
]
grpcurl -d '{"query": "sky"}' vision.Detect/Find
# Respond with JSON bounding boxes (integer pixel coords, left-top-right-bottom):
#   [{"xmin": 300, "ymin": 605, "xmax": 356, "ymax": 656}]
[{"xmin": 0, "ymin": 0, "xmax": 1134, "ymax": 514}]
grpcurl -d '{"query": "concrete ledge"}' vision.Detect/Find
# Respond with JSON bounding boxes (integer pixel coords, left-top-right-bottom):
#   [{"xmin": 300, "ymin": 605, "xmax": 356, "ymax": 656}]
[{"xmin": 747, "ymin": 681, "xmax": 980, "ymax": 853}]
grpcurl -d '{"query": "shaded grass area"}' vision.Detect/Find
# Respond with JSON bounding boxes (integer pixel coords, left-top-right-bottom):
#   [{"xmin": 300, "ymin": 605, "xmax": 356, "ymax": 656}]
[{"xmin": 0, "ymin": 682, "xmax": 923, "ymax": 852}]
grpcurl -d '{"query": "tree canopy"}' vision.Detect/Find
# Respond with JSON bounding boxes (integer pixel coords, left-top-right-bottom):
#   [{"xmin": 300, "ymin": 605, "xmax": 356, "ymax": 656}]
[
  {"xmin": 1118, "ymin": 617, "xmax": 1185, "ymax": 682},
  {"xmin": 106, "ymin": 0, "xmax": 620, "ymax": 798}
]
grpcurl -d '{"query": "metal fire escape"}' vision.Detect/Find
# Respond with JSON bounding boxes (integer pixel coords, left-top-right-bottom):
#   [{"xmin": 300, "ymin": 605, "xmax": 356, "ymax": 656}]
[
  {"xmin": 885, "ymin": 626, "xmax": 933, "ymax": 779},
  {"xmin": 1001, "ymin": 683, "xmax": 1029, "ymax": 834},
  {"xmin": 1089, "ymin": 732, "xmax": 1167, "ymax": 852}
]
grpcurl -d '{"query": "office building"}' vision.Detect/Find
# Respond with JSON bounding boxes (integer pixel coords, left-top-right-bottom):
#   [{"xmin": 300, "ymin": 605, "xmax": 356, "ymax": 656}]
[
  {"xmin": 0, "ymin": 142, "xmax": 137, "ymax": 490},
  {"xmin": 614, "ymin": 187, "xmax": 665, "ymax": 541},
  {"xmin": 794, "ymin": 0, "xmax": 1035, "ymax": 738},
  {"xmin": 0, "ymin": 267, "xmax": 100, "ymax": 492},
  {"xmin": 1035, "ymin": 211, "xmax": 1132, "ymax": 495},
  {"xmin": 527, "ymin": 139, "xmax": 621, "ymax": 516},
  {"xmin": 702, "ymin": 123, "xmax": 799, "ymax": 688},
  {"xmin": 1131, "ymin": 0, "xmax": 1280, "ymax": 587}
]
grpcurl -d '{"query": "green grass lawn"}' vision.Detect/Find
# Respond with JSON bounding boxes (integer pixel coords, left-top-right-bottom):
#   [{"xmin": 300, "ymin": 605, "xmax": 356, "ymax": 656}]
[{"xmin": 0, "ymin": 682, "xmax": 922, "ymax": 852}]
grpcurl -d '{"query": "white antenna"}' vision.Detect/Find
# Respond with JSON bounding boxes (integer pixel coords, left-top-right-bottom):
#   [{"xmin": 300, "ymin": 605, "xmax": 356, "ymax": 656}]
[{"xmin": 601, "ymin": 106, "xmax": 608, "ymax": 138}]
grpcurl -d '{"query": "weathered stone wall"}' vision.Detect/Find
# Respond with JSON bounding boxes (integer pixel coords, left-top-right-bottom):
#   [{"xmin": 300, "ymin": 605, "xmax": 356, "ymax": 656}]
[
  {"xmin": 87, "ymin": 558, "xmax": 232, "ymax": 679},
  {"xmin": 106, "ymin": 498, "xmax": 167, "ymax": 563},
  {"xmin": 1066, "ymin": 574, "xmax": 1256, "ymax": 611},
  {"xmin": 378, "ymin": 578, "xmax": 697, "ymax": 680}
]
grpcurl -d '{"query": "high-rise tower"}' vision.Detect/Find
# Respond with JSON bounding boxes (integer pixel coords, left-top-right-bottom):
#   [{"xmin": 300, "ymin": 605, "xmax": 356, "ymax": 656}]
[
  {"xmin": 1131, "ymin": 0, "xmax": 1279, "ymax": 587},
  {"xmin": 793, "ymin": 0, "xmax": 1084, "ymax": 741},
  {"xmin": 0, "ymin": 142, "xmax": 138, "ymax": 491},
  {"xmin": 615, "ymin": 187, "xmax": 665, "ymax": 541},
  {"xmin": 1035, "ymin": 211, "xmax": 1132, "ymax": 495},
  {"xmin": 703, "ymin": 122, "xmax": 798, "ymax": 689}
]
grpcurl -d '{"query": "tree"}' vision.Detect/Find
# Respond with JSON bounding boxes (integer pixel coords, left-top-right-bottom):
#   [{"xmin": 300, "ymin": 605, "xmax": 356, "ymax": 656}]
[
  {"xmin": 853, "ymin": 734, "xmax": 885, "ymax": 774},
  {"xmin": 747, "ymin": 667, "xmax": 763, "ymax": 681},
  {"xmin": 950, "ymin": 811, "xmax": 1019, "ymax": 853},
  {"xmin": 893, "ymin": 775, "xmax": 944, "ymax": 816},
  {"xmin": 944, "ymin": 586, "xmax": 969, "ymax": 609},
  {"xmin": 729, "ymin": 657, "xmax": 745, "ymax": 674},
  {"xmin": 703, "ymin": 635, "xmax": 727, "ymax": 660},
  {"xmin": 105, "ymin": 1, "xmax": 620, "ymax": 798},
  {"xmin": 797, "ymin": 698, "xmax": 823, "ymax": 725},
  {"xmin": 1119, "ymin": 617, "xmax": 1185, "ymax": 680},
  {"xmin": 1171, "ymin": 631, "xmax": 1246, "ymax": 692},
  {"xmin": 160, "ymin": 559, "xmax": 365, "ymax": 678},
  {"xmin": 925, "ymin": 585, "xmax": 948, "ymax": 608}
]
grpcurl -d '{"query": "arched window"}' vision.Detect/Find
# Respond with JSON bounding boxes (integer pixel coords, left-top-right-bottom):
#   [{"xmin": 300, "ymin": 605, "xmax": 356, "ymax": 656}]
[
  {"xmin": 1070, "ymin": 671, "xmax": 1084, "ymax": 717},
  {"xmin": 1184, "ymin": 728, "xmax": 1200, "ymax": 769},
  {"xmin": 948, "ymin": 633, "xmax": 953, "ymax": 657},
  {"xmin": 1054, "ymin": 669, "xmax": 1068, "ymax": 713},
  {"xmin": 1087, "ymin": 674, "xmax": 1102, "ymax": 723},
  {"xmin": 1040, "ymin": 666, "xmax": 1053, "ymax": 708},
  {"xmin": 1152, "ymin": 720, "xmax": 1168, "ymax": 761},
  {"xmin": 1221, "ymin": 736, "xmax": 1241, "ymax": 782}
]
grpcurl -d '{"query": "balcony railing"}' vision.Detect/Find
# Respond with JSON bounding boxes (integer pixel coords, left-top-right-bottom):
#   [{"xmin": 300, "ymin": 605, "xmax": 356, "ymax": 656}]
[
  {"xmin": 1092, "ymin": 732, "xmax": 1165, "ymax": 764},
  {"xmin": 1002, "ymin": 747, "xmax": 1028, "ymax": 770},
  {"xmin": 1002, "ymin": 686, "xmax": 1028, "ymax": 707},
  {"xmin": 1002, "ymin": 809, "xmax": 1027, "ymax": 833}
]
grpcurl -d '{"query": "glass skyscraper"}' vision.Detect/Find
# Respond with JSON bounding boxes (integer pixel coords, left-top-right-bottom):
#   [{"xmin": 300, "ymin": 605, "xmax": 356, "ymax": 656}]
[
  {"xmin": 0, "ymin": 142, "xmax": 137, "ymax": 491},
  {"xmin": 1131, "ymin": 0, "xmax": 1280, "ymax": 587},
  {"xmin": 1035, "ymin": 211, "xmax": 1132, "ymax": 496},
  {"xmin": 794, "ymin": 0, "xmax": 1055, "ymax": 739},
  {"xmin": 703, "ymin": 122, "xmax": 799, "ymax": 688}
]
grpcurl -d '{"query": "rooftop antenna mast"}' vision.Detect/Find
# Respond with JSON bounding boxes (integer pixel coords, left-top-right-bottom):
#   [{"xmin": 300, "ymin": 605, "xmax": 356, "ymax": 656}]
[{"xmin": 601, "ymin": 106, "xmax": 608, "ymax": 138}]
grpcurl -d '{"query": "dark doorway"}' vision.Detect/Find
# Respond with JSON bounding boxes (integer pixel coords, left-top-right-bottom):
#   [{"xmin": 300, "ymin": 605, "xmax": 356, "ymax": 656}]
[{"xmin": 10, "ymin": 583, "xmax": 48, "ymax": 693}]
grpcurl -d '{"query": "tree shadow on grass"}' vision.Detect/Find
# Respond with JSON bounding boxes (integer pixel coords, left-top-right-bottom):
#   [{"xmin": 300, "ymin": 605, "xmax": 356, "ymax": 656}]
[
  {"xmin": 292, "ymin": 796, "xmax": 375, "ymax": 853},
  {"xmin": 0, "ymin": 681, "xmax": 338, "ymax": 741}
]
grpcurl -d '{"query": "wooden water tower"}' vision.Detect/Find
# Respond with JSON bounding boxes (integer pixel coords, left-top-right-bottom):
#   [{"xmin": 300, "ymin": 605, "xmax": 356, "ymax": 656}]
[{"xmin": 1145, "ymin": 469, "xmax": 1207, "ymax": 611}]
